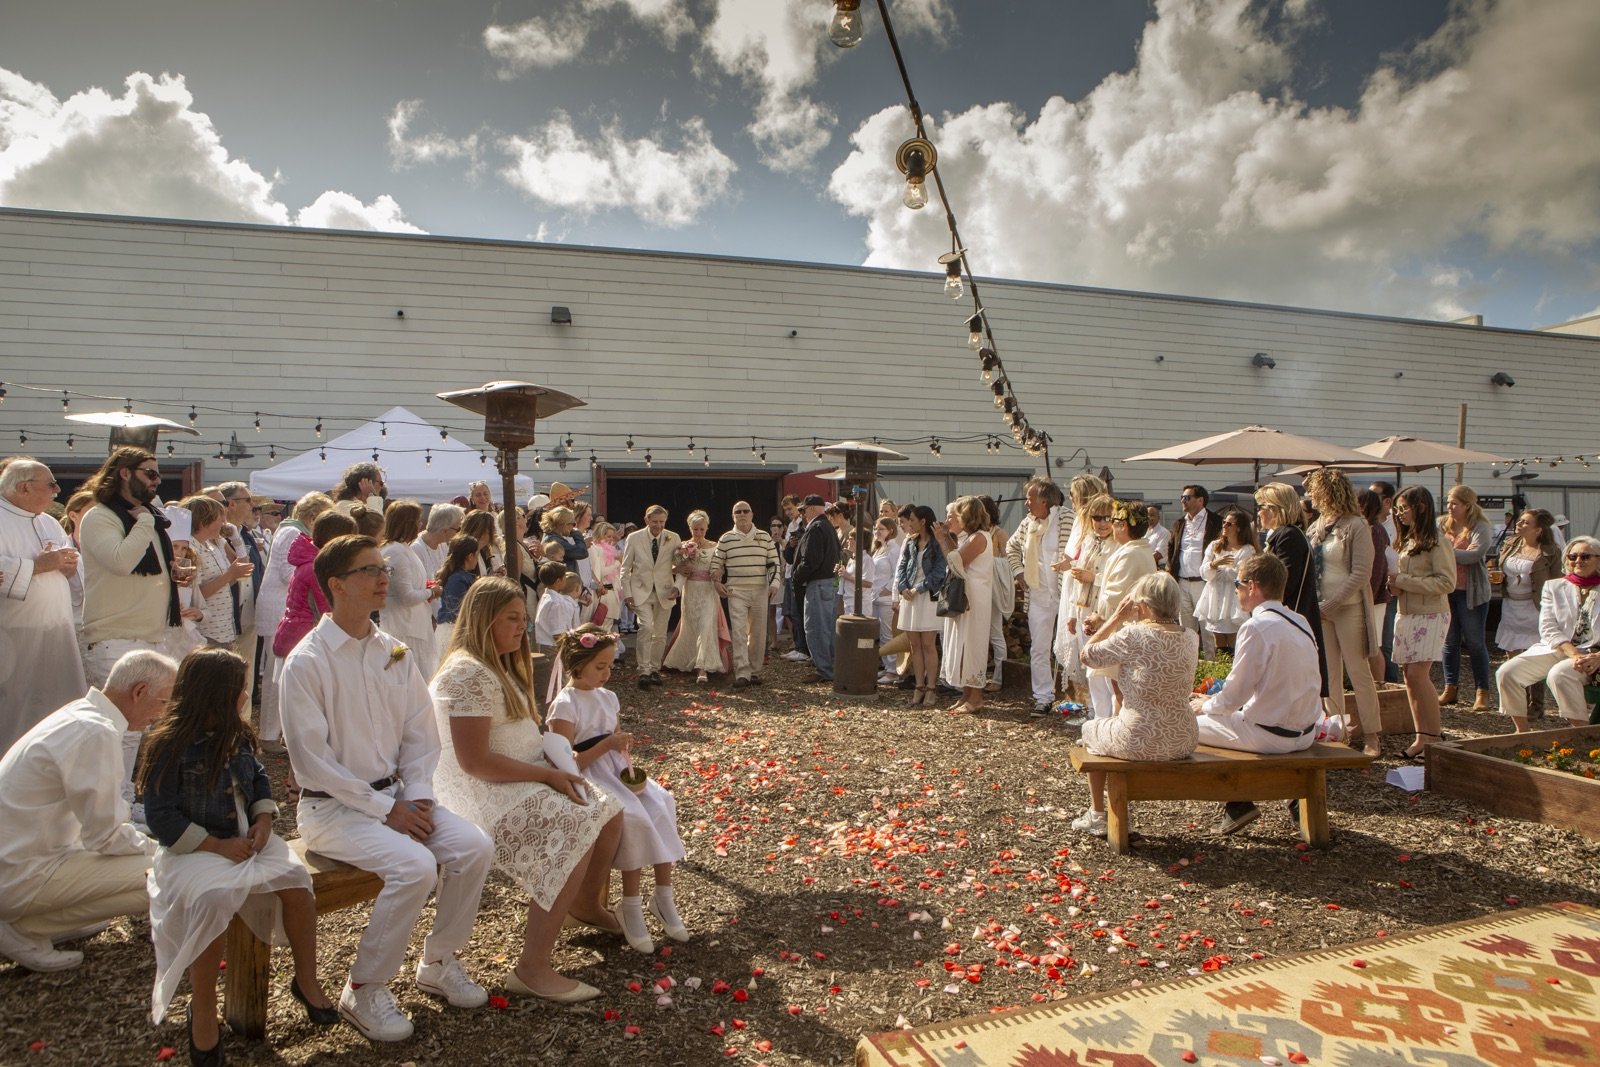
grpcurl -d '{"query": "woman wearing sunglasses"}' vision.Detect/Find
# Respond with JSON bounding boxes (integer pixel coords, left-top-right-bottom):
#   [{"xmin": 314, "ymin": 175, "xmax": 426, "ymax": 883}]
[{"xmin": 1495, "ymin": 534, "xmax": 1600, "ymax": 730}]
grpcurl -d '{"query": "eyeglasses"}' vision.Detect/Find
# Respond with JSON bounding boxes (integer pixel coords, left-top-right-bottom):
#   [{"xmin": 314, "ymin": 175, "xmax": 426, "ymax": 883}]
[
  {"xmin": 1091, "ymin": 514, "xmax": 1112, "ymax": 522},
  {"xmin": 733, "ymin": 508, "xmax": 751, "ymax": 514},
  {"xmin": 136, "ymin": 467, "xmax": 162, "ymax": 478},
  {"xmin": 1180, "ymin": 494, "xmax": 1195, "ymax": 501},
  {"xmin": 1222, "ymin": 519, "xmax": 1239, "ymax": 527},
  {"xmin": 338, "ymin": 564, "xmax": 394, "ymax": 579},
  {"xmin": 1110, "ymin": 517, "xmax": 1129, "ymax": 525},
  {"xmin": 1233, "ymin": 578, "xmax": 1253, "ymax": 588},
  {"xmin": 1568, "ymin": 553, "xmax": 1596, "ymax": 562}
]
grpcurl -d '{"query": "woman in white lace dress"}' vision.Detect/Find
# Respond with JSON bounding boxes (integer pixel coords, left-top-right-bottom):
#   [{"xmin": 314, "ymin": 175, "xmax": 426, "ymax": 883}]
[
  {"xmin": 1073, "ymin": 572, "xmax": 1200, "ymax": 835},
  {"xmin": 430, "ymin": 578, "xmax": 623, "ymax": 1003},
  {"xmin": 936, "ymin": 496, "xmax": 995, "ymax": 713},
  {"xmin": 662, "ymin": 510, "xmax": 731, "ymax": 682}
]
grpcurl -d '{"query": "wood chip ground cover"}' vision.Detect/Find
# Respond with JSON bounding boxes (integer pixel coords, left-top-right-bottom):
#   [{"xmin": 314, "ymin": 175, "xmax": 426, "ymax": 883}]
[{"xmin": 4, "ymin": 662, "xmax": 1597, "ymax": 1065}]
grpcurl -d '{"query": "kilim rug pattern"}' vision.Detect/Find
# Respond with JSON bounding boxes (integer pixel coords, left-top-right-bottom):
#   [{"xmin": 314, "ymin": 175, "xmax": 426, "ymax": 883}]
[{"xmin": 856, "ymin": 902, "xmax": 1600, "ymax": 1067}]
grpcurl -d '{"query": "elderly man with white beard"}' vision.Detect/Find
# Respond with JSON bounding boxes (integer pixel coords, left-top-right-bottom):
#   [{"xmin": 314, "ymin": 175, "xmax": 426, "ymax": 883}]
[{"xmin": 0, "ymin": 459, "xmax": 87, "ymax": 756}]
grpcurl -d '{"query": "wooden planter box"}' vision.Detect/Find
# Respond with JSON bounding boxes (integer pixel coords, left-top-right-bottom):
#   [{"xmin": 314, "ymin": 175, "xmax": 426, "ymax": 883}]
[
  {"xmin": 1426, "ymin": 726, "xmax": 1600, "ymax": 841},
  {"xmin": 1344, "ymin": 684, "xmax": 1413, "ymax": 738}
]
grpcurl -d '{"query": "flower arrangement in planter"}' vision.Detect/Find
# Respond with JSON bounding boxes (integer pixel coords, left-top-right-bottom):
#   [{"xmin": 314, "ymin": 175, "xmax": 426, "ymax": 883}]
[
  {"xmin": 1513, "ymin": 741, "xmax": 1600, "ymax": 780},
  {"xmin": 1193, "ymin": 653, "xmax": 1232, "ymax": 696}
]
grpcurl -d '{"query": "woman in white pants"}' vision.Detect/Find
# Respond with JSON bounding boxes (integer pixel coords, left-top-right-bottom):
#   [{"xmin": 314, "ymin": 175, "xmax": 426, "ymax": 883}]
[{"xmin": 1495, "ymin": 535, "xmax": 1600, "ymax": 730}]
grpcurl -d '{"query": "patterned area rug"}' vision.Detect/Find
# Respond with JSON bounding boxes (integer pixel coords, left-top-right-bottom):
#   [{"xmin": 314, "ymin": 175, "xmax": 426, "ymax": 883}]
[{"xmin": 856, "ymin": 903, "xmax": 1600, "ymax": 1067}]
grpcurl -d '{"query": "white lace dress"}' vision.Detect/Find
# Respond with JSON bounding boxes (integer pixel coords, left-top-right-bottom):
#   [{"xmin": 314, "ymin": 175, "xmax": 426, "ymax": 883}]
[
  {"xmin": 546, "ymin": 685, "xmax": 686, "ymax": 872},
  {"xmin": 1080, "ymin": 624, "xmax": 1200, "ymax": 761},
  {"xmin": 940, "ymin": 531, "xmax": 995, "ymax": 690},
  {"xmin": 429, "ymin": 652, "xmax": 621, "ymax": 909}
]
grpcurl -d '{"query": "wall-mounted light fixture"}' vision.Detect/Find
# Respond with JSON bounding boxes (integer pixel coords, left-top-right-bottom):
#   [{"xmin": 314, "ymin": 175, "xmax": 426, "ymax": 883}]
[
  {"xmin": 550, "ymin": 306, "xmax": 573, "ymax": 325},
  {"xmin": 1251, "ymin": 352, "xmax": 1276, "ymax": 370},
  {"xmin": 1490, "ymin": 371, "xmax": 1515, "ymax": 387}
]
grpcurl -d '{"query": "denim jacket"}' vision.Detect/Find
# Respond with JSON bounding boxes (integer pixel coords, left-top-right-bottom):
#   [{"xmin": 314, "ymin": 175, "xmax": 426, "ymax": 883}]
[
  {"xmin": 895, "ymin": 536, "xmax": 948, "ymax": 596},
  {"xmin": 142, "ymin": 736, "xmax": 277, "ymax": 854}
]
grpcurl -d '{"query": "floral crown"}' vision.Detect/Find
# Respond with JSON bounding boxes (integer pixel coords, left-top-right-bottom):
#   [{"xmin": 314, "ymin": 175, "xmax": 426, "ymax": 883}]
[
  {"xmin": 565, "ymin": 630, "xmax": 618, "ymax": 652},
  {"xmin": 1112, "ymin": 500, "xmax": 1148, "ymax": 525}
]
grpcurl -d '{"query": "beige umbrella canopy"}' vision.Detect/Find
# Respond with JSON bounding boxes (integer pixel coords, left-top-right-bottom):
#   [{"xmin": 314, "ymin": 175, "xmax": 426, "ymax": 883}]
[
  {"xmin": 1353, "ymin": 435, "xmax": 1508, "ymax": 472},
  {"xmin": 1125, "ymin": 425, "xmax": 1379, "ymax": 485}
]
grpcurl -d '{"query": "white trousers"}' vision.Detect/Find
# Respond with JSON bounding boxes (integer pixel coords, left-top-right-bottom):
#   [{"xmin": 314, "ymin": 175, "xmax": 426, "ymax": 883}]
[
  {"xmin": 258, "ymin": 648, "xmax": 283, "ymax": 742},
  {"xmin": 1497, "ymin": 650, "xmax": 1595, "ymax": 720},
  {"xmin": 1176, "ymin": 579, "xmax": 1216, "ymax": 656},
  {"xmin": 727, "ymin": 586, "xmax": 768, "ymax": 680},
  {"xmin": 1026, "ymin": 590, "xmax": 1059, "ymax": 703},
  {"xmin": 1197, "ymin": 711, "xmax": 1318, "ymax": 755},
  {"xmin": 1087, "ymin": 669, "xmax": 1118, "ymax": 719},
  {"xmin": 13, "ymin": 851, "xmax": 152, "ymax": 938},
  {"xmin": 232, "ymin": 626, "xmax": 258, "ymax": 707},
  {"xmin": 298, "ymin": 792, "xmax": 492, "ymax": 985},
  {"xmin": 632, "ymin": 594, "xmax": 672, "ymax": 675}
]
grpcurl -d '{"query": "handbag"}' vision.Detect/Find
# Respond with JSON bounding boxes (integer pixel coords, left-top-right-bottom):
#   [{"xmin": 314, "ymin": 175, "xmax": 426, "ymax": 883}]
[{"xmin": 936, "ymin": 573, "xmax": 969, "ymax": 617}]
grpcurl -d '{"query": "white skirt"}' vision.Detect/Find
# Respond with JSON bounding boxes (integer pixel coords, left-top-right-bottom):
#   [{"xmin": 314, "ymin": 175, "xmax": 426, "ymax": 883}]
[{"xmin": 148, "ymin": 834, "xmax": 311, "ymax": 1023}]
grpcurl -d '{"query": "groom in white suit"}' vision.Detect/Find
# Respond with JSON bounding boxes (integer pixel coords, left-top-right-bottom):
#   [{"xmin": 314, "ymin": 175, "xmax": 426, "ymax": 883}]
[{"xmin": 622, "ymin": 505, "xmax": 681, "ymax": 688}]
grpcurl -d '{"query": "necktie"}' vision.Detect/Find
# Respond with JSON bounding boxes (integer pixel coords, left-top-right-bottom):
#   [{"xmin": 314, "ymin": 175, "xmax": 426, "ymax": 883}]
[{"xmin": 651, "ymin": 536, "xmax": 659, "ymax": 562}]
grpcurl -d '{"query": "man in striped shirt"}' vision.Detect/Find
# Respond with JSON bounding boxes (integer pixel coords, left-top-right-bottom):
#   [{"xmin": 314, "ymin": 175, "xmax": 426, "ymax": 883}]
[{"xmin": 713, "ymin": 501, "xmax": 781, "ymax": 687}]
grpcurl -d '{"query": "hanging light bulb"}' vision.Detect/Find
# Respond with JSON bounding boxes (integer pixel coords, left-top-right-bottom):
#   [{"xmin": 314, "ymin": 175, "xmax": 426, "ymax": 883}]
[
  {"xmin": 167, "ymin": 441, "xmax": 176, "ymax": 457},
  {"xmin": 965, "ymin": 311, "xmax": 985, "ymax": 350},
  {"xmin": 625, "ymin": 436, "xmax": 634, "ymax": 454},
  {"xmin": 319, "ymin": 448, "xmax": 327, "ymax": 462},
  {"xmin": 62, "ymin": 390, "xmax": 70, "ymax": 410},
  {"xmin": 644, "ymin": 451, "xmax": 653, "ymax": 468},
  {"xmin": 18, "ymin": 430, "xmax": 26, "ymax": 445},
  {"xmin": 828, "ymin": 0, "xmax": 864, "ymax": 47},
  {"xmin": 534, "ymin": 453, "xmax": 542, "ymax": 467},
  {"xmin": 185, "ymin": 404, "xmax": 195, "ymax": 424},
  {"xmin": 66, "ymin": 434, "xmax": 74, "ymax": 451},
  {"xmin": 750, "ymin": 437, "xmax": 758, "ymax": 456},
  {"xmin": 269, "ymin": 444, "xmax": 277, "ymax": 460},
  {"xmin": 372, "ymin": 450, "xmax": 380, "ymax": 463},
  {"xmin": 687, "ymin": 437, "xmax": 696, "ymax": 455},
  {"xmin": 315, "ymin": 418, "xmax": 323, "ymax": 438},
  {"xmin": 380, "ymin": 422, "xmax": 387, "ymax": 438},
  {"xmin": 895, "ymin": 137, "xmax": 936, "ymax": 212},
  {"xmin": 425, "ymin": 449, "xmax": 432, "ymax": 466},
  {"xmin": 760, "ymin": 450, "xmax": 768, "ymax": 465},
  {"xmin": 703, "ymin": 450, "xmax": 711, "ymax": 468},
  {"xmin": 480, "ymin": 452, "xmax": 487, "ymax": 465},
  {"xmin": 440, "ymin": 428, "xmax": 449, "ymax": 441},
  {"xmin": 978, "ymin": 347, "xmax": 999, "ymax": 384},
  {"xmin": 938, "ymin": 249, "xmax": 966, "ymax": 299}
]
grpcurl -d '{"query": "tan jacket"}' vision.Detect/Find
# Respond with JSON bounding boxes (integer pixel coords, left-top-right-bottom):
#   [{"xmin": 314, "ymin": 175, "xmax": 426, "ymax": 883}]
[
  {"xmin": 1392, "ymin": 541, "xmax": 1455, "ymax": 616},
  {"xmin": 78, "ymin": 504, "xmax": 172, "ymax": 645},
  {"xmin": 621, "ymin": 528, "xmax": 681, "ymax": 605}
]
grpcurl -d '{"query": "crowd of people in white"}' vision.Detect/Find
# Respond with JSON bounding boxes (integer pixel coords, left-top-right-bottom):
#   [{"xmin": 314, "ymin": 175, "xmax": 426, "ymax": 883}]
[{"xmin": 2, "ymin": 445, "xmax": 1597, "ymax": 1060}]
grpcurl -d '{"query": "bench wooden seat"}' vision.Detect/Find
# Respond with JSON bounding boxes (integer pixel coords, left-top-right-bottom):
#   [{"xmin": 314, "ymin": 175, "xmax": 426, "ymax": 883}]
[
  {"xmin": 224, "ymin": 839, "xmax": 384, "ymax": 1041},
  {"xmin": 1068, "ymin": 742, "xmax": 1375, "ymax": 854}
]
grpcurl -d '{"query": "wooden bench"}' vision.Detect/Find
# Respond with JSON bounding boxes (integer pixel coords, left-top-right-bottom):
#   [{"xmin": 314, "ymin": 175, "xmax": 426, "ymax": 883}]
[
  {"xmin": 1068, "ymin": 742, "xmax": 1375, "ymax": 854},
  {"xmin": 224, "ymin": 839, "xmax": 384, "ymax": 1041}
]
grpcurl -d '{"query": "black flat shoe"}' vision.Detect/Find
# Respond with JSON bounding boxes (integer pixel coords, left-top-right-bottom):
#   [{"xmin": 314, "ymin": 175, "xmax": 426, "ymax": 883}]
[
  {"xmin": 188, "ymin": 1005, "xmax": 224, "ymax": 1067},
  {"xmin": 290, "ymin": 976, "xmax": 340, "ymax": 1026}
]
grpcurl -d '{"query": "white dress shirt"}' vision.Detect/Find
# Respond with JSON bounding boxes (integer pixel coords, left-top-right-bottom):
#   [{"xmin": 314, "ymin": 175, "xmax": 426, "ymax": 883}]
[
  {"xmin": 1199, "ymin": 601, "xmax": 1323, "ymax": 730},
  {"xmin": 0, "ymin": 689, "xmax": 156, "ymax": 922},
  {"xmin": 279, "ymin": 615, "xmax": 441, "ymax": 821},
  {"xmin": 254, "ymin": 521, "xmax": 303, "ymax": 634},
  {"xmin": 1145, "ymin": 524, "xmax": 1172, "ymax": 567},
  {"xmin": 1178, "ymin": 509, "xmax": 1210, "ymax": 579},
  {"xmin": 534, "ymin": 589, "xmax": 580, "ymax": 646}
]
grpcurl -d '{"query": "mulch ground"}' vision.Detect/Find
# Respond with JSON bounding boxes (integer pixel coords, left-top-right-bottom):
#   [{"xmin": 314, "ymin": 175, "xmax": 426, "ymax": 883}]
[{"xmin": 4, "ymin": 648, "xmax": 1598, "ymax": 1067}]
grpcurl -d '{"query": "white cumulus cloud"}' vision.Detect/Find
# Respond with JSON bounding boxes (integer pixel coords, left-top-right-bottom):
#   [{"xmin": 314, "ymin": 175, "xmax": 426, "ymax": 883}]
[
  {"xmin": 0, "ymin": 67, "xmax": 424, "ymax": 234},
  {"xmin": 828, "ymin": 0, "xmax": 1600, "ymax": 320},
  {"xmin": 387, "ymin": 99, "xmax": 482, "ymax": 170},
  {"xmin": 500, "ymin": 113, "xmax": 736, "ymax": 227},
  {"xmin": 485, "ymin": 0, "xmax": 693, "ymax": 77}
]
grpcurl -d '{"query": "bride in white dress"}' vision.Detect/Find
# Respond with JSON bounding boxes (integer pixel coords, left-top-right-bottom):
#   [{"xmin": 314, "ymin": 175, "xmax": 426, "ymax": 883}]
[{"xmin": 936, "ymin": 496, "xmax": 994, "ymax": 713}]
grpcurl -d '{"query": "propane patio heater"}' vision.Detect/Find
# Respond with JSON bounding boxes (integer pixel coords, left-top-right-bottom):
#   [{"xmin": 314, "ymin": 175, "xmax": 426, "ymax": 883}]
[{"xmin": 437, "ymin": 381, "xmax": 585, "ymax": 582}]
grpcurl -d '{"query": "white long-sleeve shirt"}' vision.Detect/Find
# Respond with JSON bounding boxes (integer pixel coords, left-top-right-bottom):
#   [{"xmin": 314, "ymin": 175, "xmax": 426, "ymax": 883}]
[
  {"xmin": 1198, "ymin": 601, "xmax": 1323, "ymax": 732},
  {"xmin": 0, "ymin": 689, "xmax": 156, "ymax": 922},
  {"xmin": 279, "ymin": 615, "xmax": 440, "ymax": 820},
  {"xmin": 534, "ymin": 590, "xmax": 580, "ymax": 646}
]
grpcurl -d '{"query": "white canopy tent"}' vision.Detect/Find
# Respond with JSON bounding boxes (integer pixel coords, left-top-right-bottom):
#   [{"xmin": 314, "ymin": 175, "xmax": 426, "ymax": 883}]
[{"xmin": 248, "ymin": 406, "xmax": 534, "ymax": 505}]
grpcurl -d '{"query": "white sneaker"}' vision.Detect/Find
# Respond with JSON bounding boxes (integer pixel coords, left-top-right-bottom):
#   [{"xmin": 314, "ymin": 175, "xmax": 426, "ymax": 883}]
[
  {"xmin": 415, "ymin": 956, "xmax": 488, "ymax": 1008},
  {"xmin": 0, "ymin": 921, "xmax": 83, "ymax": 972},
  {"xmin": 782, "ymin": 650, "xmax": 809, "ymax": 662},
  {"xmin": 339, "ymin": 980, "xmax": 414, "ymax": 1042},
  {"xmin": 1069, "ymin": 808, "xmax": 1107, "ymax": 835}
]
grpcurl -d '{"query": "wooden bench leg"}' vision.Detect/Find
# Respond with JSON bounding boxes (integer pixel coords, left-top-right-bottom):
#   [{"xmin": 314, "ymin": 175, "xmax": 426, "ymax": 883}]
[
  {"xmin": 223, "ymin": 914, "xmax": 270, "ymax": 1041},
  {"xmin": 1300, "ymin": 769, "xmax": 1331, "ymax": 848},
  {"xmin": 1106, "ymin": 775, "xmax": 1131, "ymax": 854}
]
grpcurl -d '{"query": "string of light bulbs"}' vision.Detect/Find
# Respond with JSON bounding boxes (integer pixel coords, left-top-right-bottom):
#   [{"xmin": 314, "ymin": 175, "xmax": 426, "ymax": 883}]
[{"xmin": 826, "ymin": 0, "xmax": 1052, "ymax": 465}]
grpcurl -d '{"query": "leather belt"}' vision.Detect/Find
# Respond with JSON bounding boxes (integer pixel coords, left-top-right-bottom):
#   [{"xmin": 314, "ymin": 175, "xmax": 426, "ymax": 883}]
[
  {"xmin": 1258, "ymin": 722, "xmax": 1315, "ymax": 739},
  {"xmin": 301, "ymin": 776, "xmax": 395, "ymax": 800}
]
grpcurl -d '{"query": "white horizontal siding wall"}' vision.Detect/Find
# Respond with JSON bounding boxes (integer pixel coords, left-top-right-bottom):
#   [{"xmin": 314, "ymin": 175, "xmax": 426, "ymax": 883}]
[{"xmin": 1, "ymin": 207, "xmax": 1598, "ymax": 507}]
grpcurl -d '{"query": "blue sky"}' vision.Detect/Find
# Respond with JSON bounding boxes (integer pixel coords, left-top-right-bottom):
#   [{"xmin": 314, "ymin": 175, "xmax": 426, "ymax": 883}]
[{"xmin": 2, "ymin": 0, "xmax": 1597, "ymax": 329}]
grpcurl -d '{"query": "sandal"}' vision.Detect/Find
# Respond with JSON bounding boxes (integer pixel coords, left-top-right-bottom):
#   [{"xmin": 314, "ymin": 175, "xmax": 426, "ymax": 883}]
[
  {"xmin": 1403, "ymin": 733, "xmax": 1443, "ymax": 761},
  {"xmin": 912, "ymin": 686, "xmax": 927, "ymax": 705}
]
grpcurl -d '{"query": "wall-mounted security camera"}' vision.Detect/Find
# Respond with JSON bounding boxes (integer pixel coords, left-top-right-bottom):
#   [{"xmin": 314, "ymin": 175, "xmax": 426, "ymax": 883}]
[
  {"xmin": 1251, "ymin": 352, "xmax": 1276, "ymax": 369},
  {"xmin": 1490, "ymin": 372, "xmax": 1515, "ymax": 387}
]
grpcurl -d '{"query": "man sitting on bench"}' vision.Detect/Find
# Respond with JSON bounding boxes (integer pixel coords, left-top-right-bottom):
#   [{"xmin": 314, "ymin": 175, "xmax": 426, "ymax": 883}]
[{"xmin": 1189, "ymin": 553, "xmax": 1323, "ymax": 835}]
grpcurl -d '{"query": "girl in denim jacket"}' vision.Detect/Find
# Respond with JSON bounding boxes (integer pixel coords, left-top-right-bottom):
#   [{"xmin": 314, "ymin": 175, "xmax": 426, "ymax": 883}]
[
  {"xmin": 893, "ymin": 505, "xmax": 948, "ymax": 705},
  {"xmin": 138, "ymin": 648, "xmax": 337, "ymax": 1064}
]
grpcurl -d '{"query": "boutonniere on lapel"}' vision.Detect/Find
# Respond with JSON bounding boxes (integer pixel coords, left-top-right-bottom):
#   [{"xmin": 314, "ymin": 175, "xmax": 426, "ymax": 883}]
[{"xmin": 385, "ymin": 644, "xmax": 409, "ymax": 671}]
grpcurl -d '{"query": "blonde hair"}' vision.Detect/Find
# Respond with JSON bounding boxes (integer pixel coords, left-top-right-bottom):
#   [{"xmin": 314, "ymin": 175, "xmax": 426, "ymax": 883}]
[
  {"xmin": 440, "ymin": 577, "xmax": 537, "ymax": 722},
  {"xmin": 182, "ymin": 495, "xmax": 225, "ymax": 533},
  {"xmin": 1442, "ymin": 484, "xmax": 1486, "ymax": 536},
  {"xmin": 1254, "ymin": 482, "xmax": 1303, "ymax": 528},
  {"xmin": 947, "ymin": 495, "xmax": 987, "ymax": 533},
  {"xmin": 540, "ymin": 505, "xmax": 575, "ymax": 534},
  {"xmin": 1304, "ymin": 468, "xmax": 1359, "ymax": 520},
  {"xmin": 686, "ymin": 509, "xmax": 710, "ymax": 532},
  {"xmin": 291, "ymin": 491, "xmax": 335, "ymax": 527}
]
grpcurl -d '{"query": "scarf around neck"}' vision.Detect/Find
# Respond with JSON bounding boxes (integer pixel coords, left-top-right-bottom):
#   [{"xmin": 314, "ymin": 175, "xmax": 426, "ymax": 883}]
[
  {"xmin": 1563, "ymin": 572, "xmax": 1600, "ymax": 589},
  {"xmin": 105, "ymin": 495, "xmax": 182, "ymax": 627}
]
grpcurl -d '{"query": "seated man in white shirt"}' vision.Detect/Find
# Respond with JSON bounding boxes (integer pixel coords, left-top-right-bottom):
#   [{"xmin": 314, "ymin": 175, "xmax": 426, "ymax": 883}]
[
  {"xmin": 280, "ymin": 535, "xmax": 493, "ymax": 1042},
  {"xmin": 0, "ymin": 650, "xmax": 175, "ymax": 972},
  {"xmin": 1189, "ymin": 553, "xmax": 1323, "ymax": 836}
]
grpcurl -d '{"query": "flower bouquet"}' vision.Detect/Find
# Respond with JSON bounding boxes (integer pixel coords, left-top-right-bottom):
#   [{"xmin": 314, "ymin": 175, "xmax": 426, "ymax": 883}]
[{"xmin": 676, "ymin": 540, "xmax": 699, "ymax": 562}]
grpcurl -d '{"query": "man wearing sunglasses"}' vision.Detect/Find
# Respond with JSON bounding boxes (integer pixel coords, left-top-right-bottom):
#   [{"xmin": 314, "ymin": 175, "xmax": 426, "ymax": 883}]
[
  {"xmin": 1495, "ymin": 535, "xmax": 1600, "ymax": 729},
  {"xmin": 0, "ymin": 459, "xmax": 86, "ymax": 754},
  {"xmin": 1168, "ymin": 486, "xmax": 1224, "ymax": 656}
]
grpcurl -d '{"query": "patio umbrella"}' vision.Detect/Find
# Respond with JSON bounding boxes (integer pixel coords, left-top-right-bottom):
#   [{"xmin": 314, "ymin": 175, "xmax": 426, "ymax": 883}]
[
  {"xmin": 1125, "ymin": 425, "xmax": 1379, "ymax": 485},
  {"xmin": 1352, "ymin": 435, "xmax": 1508, "ymax": 472}
]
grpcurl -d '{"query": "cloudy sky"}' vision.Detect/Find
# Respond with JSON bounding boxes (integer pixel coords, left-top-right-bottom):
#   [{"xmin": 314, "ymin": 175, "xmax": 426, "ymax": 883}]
[{"xmin": 3, "ymin": 0, "xmax": 1597, "ymax": 329}]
